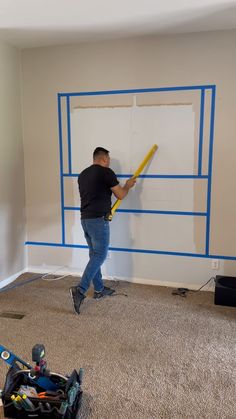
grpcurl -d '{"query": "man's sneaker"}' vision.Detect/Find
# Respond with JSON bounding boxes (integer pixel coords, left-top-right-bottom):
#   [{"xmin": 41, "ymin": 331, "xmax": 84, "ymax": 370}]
[
  {"xmin": 70, "ymin": 287, "xmax": 85, "ymax": 314},
  {"xmin": 93, "ymin": 286, "xmax": 115, "ymax": 300}
]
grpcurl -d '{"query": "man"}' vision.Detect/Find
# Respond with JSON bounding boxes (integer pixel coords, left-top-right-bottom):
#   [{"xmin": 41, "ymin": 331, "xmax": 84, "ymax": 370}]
[{"xmin": 70, "ymin": 147, "xmax": 136, "ymax": 315}]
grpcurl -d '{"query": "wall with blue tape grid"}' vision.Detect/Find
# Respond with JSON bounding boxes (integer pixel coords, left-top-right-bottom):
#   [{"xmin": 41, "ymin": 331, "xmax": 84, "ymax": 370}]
[{"xmin": 26, "ymin": 84, "xmax": 236, "ymax": 260}]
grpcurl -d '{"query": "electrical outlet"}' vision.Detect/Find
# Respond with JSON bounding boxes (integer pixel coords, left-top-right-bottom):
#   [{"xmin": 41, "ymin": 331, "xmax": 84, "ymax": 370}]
[{"xmin": 212, "ymin": 259, "xmax": 220, "ymax": 270}]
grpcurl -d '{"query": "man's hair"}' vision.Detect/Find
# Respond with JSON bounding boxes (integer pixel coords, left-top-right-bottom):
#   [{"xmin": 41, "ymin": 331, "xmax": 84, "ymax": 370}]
[{"xmin": 93, "ymin": 147, "xmax": 109, "ymax": 160}]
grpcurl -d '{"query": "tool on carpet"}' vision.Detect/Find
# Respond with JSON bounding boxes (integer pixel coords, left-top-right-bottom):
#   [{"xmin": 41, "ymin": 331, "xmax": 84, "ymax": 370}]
[
  {"xmin": 171, "ymin": 277, "xmax": 215, "ymax": 298},
  {"xmin": 106, "ymin": 144, "xmax": 158, "ymax": 221},
  {"xmin": 172, "ymin": 288, "xmax": 189, "ymax": 297},
  {"xmin": 0, "ymin": 343, "xmax": 83, "ymax": 418}
]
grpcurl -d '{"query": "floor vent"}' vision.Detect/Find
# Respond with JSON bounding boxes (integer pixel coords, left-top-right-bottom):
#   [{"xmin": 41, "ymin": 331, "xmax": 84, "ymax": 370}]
[{"xmin": 0, "ymin": 312, "xmax": 25, "ymax": 319}]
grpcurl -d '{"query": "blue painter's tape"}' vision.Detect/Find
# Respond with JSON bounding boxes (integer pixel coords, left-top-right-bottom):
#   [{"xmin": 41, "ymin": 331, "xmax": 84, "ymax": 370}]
[
  {"xmin": 57, "ymin": 94, "xmax": 65, "ymax": 244},
  {"xmin": 113, "ymin": 209, "xmax": 207, "ymax": 216},
  {"xmin": 66, "ymin": 96, "xmax": 72, "ymax": 174},
  {"xmin": 63, "ymin": 207, "xmax": 207, "ymax": 217},
  {"xmin": 63, "ymin": 173, "xmax": 209, "ymax": 179},
  {"xmin": 205, "ymin": 86, "xmax": 216, "ymax": 255},
  {"xmin": 26, "ymin": 242, "xmax": 87, "ymax": 249},
  {"xmin": 59, "ymin": 85, "xmax": 214, "ymax": 97},
  {"xmin": 24, "ymin": 241, "xmax": 236, "ymax": 260},
  {"xmin": 198, "ymin": 88, "xmax": 205, "ymax": 175}
]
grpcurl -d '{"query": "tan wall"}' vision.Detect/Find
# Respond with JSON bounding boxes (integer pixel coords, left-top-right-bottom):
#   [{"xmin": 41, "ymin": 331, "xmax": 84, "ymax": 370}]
[
  {"xmin": 21, "ymin": 30, "xmax": 236, "ymax": 286},
  {"xmin": 0, "ymin": 40, "xmax": 26, "ymax": 283}
]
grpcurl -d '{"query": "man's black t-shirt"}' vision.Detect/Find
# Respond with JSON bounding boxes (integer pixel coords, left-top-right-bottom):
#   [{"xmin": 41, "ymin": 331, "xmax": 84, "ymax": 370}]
[{"xmin": 78, "ymin": 164, "xmax": 119, "ymax": 219}]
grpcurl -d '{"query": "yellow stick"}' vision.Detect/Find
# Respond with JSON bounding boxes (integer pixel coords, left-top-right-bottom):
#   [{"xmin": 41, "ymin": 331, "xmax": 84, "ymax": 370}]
[{"xmin": 109, "ymin": 144, "xmax": 158, "ymax": 220}]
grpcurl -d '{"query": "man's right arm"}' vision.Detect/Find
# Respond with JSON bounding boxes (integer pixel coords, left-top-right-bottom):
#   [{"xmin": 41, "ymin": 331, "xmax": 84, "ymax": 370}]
[{"xmin": 111, "ymin": 178, "xmax": 136, "ymax": 200}]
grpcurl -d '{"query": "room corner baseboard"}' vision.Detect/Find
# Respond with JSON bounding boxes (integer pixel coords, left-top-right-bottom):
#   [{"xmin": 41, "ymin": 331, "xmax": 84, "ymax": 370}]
[{"xmin": 0, "ymin": 269, "xmax": 27, "ymax": 289}]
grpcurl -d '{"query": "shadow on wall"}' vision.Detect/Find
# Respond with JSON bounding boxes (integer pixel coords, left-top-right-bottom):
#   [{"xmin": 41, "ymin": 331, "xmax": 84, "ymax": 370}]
[{"xmin": 104, "ymin": 157, "xmax": 145, "ymax": 282}]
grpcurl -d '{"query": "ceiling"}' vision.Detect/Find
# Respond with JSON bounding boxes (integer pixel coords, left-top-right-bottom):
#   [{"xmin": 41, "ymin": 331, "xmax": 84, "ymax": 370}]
[{"xmin": 0, "ymin": 0, "xmax": 236, "ymax": 48}]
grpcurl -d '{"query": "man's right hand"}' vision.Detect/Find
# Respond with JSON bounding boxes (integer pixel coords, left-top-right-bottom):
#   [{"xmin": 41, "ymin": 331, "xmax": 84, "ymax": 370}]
[
  {"xmin": 111, "ymin": 177, "xmax": 136, "ymax": 200},
  {"xmin": 125, "ymin": 177, "xmax": 136, "ymax": 189}
]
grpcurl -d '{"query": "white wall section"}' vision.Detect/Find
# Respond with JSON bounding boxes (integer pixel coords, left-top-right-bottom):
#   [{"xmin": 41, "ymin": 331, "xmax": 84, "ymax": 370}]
[{"xmin": 0, "ymin": 40, "xmax": 26, "ymax": 283}]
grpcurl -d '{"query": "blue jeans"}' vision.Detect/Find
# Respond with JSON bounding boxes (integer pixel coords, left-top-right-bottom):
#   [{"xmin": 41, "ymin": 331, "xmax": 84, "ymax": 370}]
[{"xmin": 78, "ymin": 217, "xmax": 110, "ymax": 294}]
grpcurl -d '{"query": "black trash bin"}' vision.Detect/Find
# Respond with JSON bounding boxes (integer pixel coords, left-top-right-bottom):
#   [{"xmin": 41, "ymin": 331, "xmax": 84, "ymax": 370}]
[{"xmin": 214, "ymin": 276, "xmax": 236, "ymax": 307}]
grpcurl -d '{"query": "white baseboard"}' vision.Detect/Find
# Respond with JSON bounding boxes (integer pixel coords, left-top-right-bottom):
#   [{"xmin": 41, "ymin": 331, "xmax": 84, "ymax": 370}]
[
  {"xmin": 125, "ymin": 276, "xmax": 214, "ymax": 292},
  {"xmin": 0, "ymin": 269, "xmax": 27, "ymax": 289},
  {"xmin": 0, "ymin": 264, "xmax": 214, "ymax": 293},
  {"xmin": 26, "ymin": 265, "xmax": 214, "ymax": 292},
  {"xmin": 27, "ymin": 265, "xmax": 82, "ymax": 278}
]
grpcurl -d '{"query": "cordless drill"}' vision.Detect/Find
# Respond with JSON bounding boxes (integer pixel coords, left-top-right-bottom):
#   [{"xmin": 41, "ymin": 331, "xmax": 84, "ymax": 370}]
[{"xmin": 30, "ymin": 344, "xmax": 50, "ymax": 378}]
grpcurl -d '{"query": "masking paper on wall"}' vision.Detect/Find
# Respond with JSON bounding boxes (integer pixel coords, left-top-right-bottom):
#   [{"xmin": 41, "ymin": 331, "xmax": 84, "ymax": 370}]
[
  {"xmin": 71, "ymin": 105, "xmax": 195, "ymax": 175},
  {"xmin": 68, "ymin": 103, "xmax": 205, "ymax": 254}
]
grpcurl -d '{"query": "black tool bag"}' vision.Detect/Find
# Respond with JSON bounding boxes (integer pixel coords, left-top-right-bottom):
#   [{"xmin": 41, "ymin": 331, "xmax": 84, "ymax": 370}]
[{"xmin": 2, "ymin": 363, "xmax": 82, "ymax": 418}]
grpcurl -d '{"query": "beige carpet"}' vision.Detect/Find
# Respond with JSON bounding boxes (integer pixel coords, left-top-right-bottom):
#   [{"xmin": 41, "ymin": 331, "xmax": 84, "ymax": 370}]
[{"xmin": 0, "ymin": 273, "xmax": 236, "ymax": 418}]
